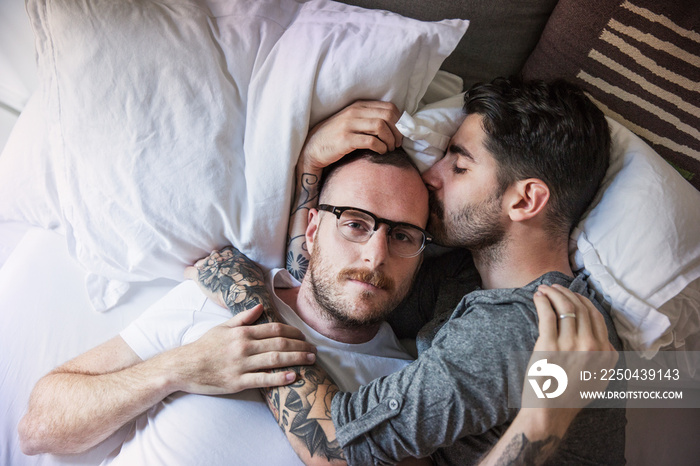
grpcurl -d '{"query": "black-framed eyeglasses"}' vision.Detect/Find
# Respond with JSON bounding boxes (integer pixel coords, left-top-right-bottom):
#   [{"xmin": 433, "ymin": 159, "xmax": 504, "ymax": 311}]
[{"xmin": 318, "ymin": 204, "xmax": 432, "ymax": 258}]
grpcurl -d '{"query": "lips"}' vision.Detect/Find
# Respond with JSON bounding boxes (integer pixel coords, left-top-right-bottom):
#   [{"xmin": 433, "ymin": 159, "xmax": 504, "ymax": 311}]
[
  {"xmin": 338, "ymin": 268, "xmax": 393, "ymax": 291},
  {"xmin": 348, "ymin": 279, "xmax": 383, "ymax": 292}
]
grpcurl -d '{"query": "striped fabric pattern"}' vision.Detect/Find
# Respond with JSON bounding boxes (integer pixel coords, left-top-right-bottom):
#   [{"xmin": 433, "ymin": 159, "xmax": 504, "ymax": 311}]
[{"xmin": 522, "ymin": 0, "xmax": 700, "ymax": 190}]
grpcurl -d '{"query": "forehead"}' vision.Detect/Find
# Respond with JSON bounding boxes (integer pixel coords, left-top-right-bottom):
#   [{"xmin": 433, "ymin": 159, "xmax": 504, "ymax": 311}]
[
  {"xmin": 323, "ymin": 159, "xmax": 428, "ymax": 226},
  {"xmin": 451, "ymin": 114, "xmax": 497, "ymax": 167}
]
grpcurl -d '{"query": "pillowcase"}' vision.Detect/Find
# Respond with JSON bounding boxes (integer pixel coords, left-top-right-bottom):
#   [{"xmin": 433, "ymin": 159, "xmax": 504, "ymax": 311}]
[
  {"xmin": 521, "ymin": 0, "xmax": 700, "ymax": 191},
  {"xmin": 397, "ymin": 92, "xmax": 465, "ymax": 172},
  {"xmin": 0, "ymin": 93, "xmax": 61, "ymax": 231},
  {"xmin": 0, "ymin": 0, "xmax": 38, "ymax": 114},
  {"xmin": 398, "ymin": 94, "xmax": 700, "ymax": 356},
  {"xmin": 0, "ymin": 0, "xmax": 468, "ymax": 311},
  {"xmin": 572, "ymin": 118, "xmax": 700, "ymax": 355}
]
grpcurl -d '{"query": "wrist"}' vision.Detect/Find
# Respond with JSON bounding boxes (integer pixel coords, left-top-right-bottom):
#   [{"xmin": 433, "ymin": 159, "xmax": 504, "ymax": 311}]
[
  {"xmin": 296, "ymin": 154, "xmax": 325, "ymax": 176},
  {"xmin": 149, "ymin": 346, "xmax": 191, "ymax": 394}
]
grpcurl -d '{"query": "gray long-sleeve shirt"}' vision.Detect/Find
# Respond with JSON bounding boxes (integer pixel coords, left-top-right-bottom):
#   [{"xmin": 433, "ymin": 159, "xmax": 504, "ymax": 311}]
[{"xmin": 331, "ymin": 254, "xmax": 626, "ymax": 465}]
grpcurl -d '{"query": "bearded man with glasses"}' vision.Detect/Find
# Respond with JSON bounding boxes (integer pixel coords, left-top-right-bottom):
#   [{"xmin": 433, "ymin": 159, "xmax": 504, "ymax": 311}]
[{"xmin": 19, "ymin": 150, "xmax": 436, "ymax": 465}]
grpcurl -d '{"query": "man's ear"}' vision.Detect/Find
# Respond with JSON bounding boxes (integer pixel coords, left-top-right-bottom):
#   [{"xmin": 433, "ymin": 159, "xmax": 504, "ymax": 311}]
[
  {"xmin": 305, "ymin": 208, "xmax": 320, "ymax": 253},
  {"xmin": 505, "ymin": 179, "xmax": 550, "ymax": 222}
]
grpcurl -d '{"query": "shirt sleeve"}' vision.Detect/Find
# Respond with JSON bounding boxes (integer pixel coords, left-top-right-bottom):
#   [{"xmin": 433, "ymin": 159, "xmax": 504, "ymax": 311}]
[
  {"xmin": 120, "ymin": 281, "xmax": 204, "ymax": 360},
  {"xmin": 331, "ymin": 301, "xmax": 538, "ymax": 465}
]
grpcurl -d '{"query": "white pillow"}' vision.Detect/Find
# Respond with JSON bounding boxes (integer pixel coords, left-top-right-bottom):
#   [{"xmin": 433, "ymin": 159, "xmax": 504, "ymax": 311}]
[
  {"xmin": 572, "ymin": 118, "xmax": 700, "ymax": 356},
  {"xmin": 399, "ymin": 95, "xmax": 700, "ymax": 356},
  {"xmin": 0, "ymin": 0, "xmax": 38, "ymax": 113},
  {"xmin": 397, "ymin": 92, "xmax": 465, "ymax": 172},
  {"xmin": 0, "ymin": 0, "xmax": 468, "ymax": 311},
  {"xmin": 0, "ymin": 93, "xmax": 61, "ymax": 231}
]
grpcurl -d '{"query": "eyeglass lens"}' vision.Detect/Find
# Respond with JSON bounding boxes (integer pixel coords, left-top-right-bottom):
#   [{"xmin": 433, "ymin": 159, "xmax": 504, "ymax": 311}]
[{"xmin": 337, "ymin": 209, "xmax": 424, "ymax": 257}]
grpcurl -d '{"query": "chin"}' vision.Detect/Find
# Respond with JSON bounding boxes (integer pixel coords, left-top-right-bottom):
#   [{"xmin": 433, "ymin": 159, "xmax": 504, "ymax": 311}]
[{"xmin": 343, "ymin": 299, "xmax": 392, "ymax": 326}]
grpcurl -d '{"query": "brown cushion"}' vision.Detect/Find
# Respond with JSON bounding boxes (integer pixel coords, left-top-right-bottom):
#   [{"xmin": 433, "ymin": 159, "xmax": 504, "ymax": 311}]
[
  {"xmin": 522, "ymin": 0, "xmax": 700, "ymax": 190},
  {"xmin": 336, "ymin": 0, "xmax": 559, "ymax": 89}
]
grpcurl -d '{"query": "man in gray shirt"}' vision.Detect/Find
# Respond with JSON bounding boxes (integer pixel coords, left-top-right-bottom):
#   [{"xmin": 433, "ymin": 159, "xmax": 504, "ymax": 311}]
[{"xmin": 193, "ymin": 77, "xmax": 626, "ymax": 465}]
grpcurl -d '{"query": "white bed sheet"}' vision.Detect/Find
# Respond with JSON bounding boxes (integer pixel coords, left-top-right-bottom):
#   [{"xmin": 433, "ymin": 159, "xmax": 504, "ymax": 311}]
[{"xmin": 0, "ymin": 223, "xmax": 178, "ymax": 465}]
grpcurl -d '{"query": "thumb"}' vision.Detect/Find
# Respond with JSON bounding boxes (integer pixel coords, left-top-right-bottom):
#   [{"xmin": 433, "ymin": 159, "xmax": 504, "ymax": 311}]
[{"xmin": 224, "ymin": 304, "xmax": 264, "ymax": 327}]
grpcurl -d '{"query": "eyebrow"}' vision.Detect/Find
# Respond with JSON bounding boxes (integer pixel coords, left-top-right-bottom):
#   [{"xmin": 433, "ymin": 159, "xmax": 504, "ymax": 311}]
[{"xmin": 449, "ymin": 143, "xmax": 475, "ymax": 163}]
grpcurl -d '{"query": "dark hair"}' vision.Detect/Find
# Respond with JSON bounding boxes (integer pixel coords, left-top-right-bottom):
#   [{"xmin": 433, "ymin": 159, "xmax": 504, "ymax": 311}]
[
  {"xmin": 319, "ymin": 148, "xmax": 419, "ymax": 200},
  {"xmin": 464, "ymin": 77, "xmax": 610, "ymax": 235}
]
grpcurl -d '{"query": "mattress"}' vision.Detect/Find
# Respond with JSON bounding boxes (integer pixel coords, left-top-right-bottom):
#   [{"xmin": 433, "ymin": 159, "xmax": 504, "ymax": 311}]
[{"xmin": 0, "ymin": 223, "xmax": 178, "ymax": 465}]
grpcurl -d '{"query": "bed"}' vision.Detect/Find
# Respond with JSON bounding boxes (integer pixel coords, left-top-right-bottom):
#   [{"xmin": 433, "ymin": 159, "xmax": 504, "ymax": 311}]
[{"xmin": 1, "ymin": 0, "xmax": 699, "ymax": 465}]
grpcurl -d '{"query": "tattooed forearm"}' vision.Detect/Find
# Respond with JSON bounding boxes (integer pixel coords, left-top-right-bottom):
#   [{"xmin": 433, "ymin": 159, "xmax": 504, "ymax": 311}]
[
  {"xmin": 193, "ymin": 243, "xmax": 343, "ymax": 462},
  {"xmin": 286, "ymin": 243, "xmax": 310, "ymax": 282},
  {"xmin": 262, "ymin": 366, "xmax": 345, "ymax": 463},
  {"xmin": 493, "ymin": 433, "xmax": 561, "ymax": 466},
  {"xmin": 195, "ymin": 246, "xmax": 276, "ymax": 323},
  {"xmin": 290, "ymin": 172, "xmax": 320, "ymax": 216},
  {"xmin": 286, "ymin": 169, "xmax": 322, "ymax": 281}
]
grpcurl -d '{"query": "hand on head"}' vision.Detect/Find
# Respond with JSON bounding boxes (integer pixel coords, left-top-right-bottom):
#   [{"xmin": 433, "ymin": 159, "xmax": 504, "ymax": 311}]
[{"xmin": 301, "ymin": 100, "xmax": 403, "ymax": 171}]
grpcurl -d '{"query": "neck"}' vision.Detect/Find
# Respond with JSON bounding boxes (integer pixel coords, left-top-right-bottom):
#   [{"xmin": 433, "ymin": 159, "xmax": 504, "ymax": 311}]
[
  {"xmin": 474, "ymin": 229, "xmax": 573, "ymax": 290},
  {"xmin": 277, "ymin": 281, "xmax": 381, "ymax": 344}
]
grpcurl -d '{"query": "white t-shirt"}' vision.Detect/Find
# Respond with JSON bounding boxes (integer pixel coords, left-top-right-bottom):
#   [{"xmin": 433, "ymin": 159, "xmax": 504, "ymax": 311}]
[{"xmin": 102, "ymin": 269, "xmax": 413, "ymax": 466}]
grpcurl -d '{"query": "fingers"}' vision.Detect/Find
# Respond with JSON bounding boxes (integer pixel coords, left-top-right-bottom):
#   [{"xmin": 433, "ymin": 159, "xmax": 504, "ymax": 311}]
[
  {"xmin": 239, "ymin": 370, "xmax": 299, "ymax": 390},
  {"xmin": 535, "ymin": 284, "xmax": 615, "ymax": 353},
  {"xmin": 244, "ymin": 334, "xmax": 317, "ymax": 356},
  {"xmin": 301, "ymin": 100, "xmax": 405, "ymax": 171},
  {"xmin": 533, "ymin": 290, "xmax": 558, "ymax": 351},
  {"xmin": 562, "ymin": 290, "xmax": 593, "ymax": 340},
  {"xmin": 354, "ymin": 100, "xmax": 404, "ymax": 147},
  {"xmin": 550, "ymin": 286, "xmax": 608, "ymax": 351},
  {"xmin": 239, "ymin": 320, "xmax": 309, "ymax": 342},
  {"xmin": 346, "ymin": 120, "xmax": 398, "ymax": 153},
  {"xmin": 221, "ymin": 310, "xmax": 316, "ymax": 354},
  {"xmin": 342, "ymin": 100, "xmax": 403, "ymax": 152},
  {"xmin": 537, "ymin": 285, "xmax": 578, "ymax": 344},
  {"xmin": 245, "ymin": 350, "xmax": 316, "ymax": 373},
  {"xmin": 224, "ymin": 304, "xmax": 266, "ymax": 327}
]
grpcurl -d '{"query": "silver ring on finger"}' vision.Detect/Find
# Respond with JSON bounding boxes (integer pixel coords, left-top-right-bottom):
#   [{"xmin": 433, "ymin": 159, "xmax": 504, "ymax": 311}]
[{"xmin": 558, "ymin": 313, "xmax": 576, "ymax": 319}]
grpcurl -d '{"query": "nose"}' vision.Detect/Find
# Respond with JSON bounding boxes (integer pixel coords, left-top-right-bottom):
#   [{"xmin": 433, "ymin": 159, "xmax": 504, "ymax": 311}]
[
  {"xmin": 422, "ymin": 156, "xmax": 447, "ymax": 191},
  {"xmin": 361, "ymin": 224, "xmax": 390, "ymax": 267}
]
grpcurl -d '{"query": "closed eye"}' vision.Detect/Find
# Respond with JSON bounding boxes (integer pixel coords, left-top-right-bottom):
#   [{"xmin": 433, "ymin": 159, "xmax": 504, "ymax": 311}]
[{"xmin": 452, "ymin": 164, "xmax": 467, "ymax": 175}]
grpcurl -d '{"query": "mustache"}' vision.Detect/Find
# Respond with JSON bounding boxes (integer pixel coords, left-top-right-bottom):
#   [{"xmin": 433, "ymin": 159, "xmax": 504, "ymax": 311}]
[{"xmin": 338, "ymin": 268, "xmax": 394, "ymax": 290}]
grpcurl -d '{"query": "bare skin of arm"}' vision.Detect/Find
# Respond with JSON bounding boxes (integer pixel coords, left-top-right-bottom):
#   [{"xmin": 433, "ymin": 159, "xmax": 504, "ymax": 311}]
[{"xmin": 18, "ymin": 302, "xmax": 316, "ymax": 456}]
